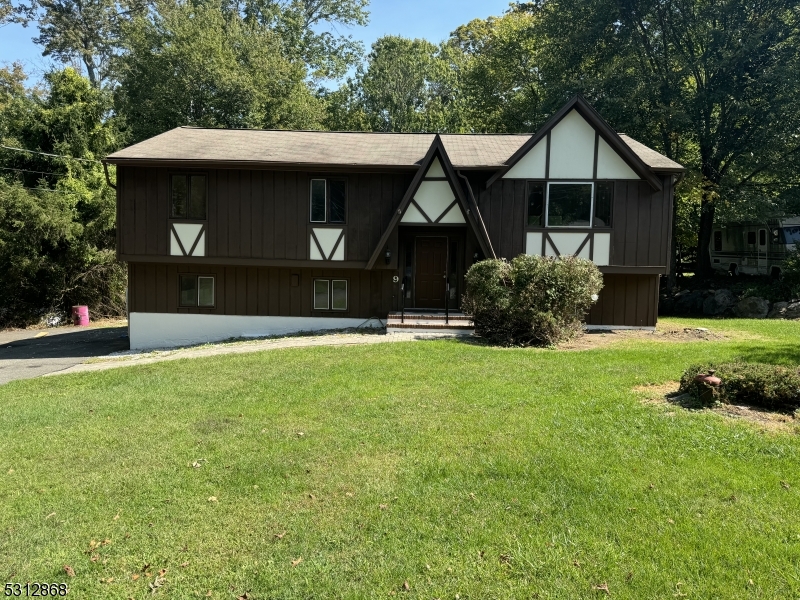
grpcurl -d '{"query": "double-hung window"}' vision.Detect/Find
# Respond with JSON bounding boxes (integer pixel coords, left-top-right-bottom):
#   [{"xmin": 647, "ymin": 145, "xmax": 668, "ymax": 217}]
[
  {"xmin": 179, "ymin": 275, "xmax": 215, "ymax": 307},
  {"xmin": 310, "ymin": 179, "xmax": 346, "ymax": 223},
  {"xmin": 527, "ymin": 181, "xmax": 613, "ymax": 228},
  {"xmin": 313, "ymin": 279, "xmax": 348, "ymax": 311},
  {"xmin": 171, "ymin": 175, "xmax": 207, "ymax": 219}
]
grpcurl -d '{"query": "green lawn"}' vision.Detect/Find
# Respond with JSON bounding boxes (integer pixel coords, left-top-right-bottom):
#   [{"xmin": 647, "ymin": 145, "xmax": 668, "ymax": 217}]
[{"xmin": 2, "ymin": 318, "xmax": 800, "ymax": 599}]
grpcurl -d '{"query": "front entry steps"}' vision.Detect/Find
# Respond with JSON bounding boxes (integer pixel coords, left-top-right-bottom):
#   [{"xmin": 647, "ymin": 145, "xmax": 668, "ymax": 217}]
[{"xmin": 386, "ymin": 312, "xmax": 474, "ymax": 336}]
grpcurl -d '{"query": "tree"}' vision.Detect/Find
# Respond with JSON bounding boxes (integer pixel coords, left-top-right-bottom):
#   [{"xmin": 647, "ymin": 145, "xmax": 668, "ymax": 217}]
[
  {"xmin": 324, "ymin": 35, "xmax": 461, "ymax": 132},
  {"xmin": 0, "ymin": 67, "xmax": 125, "ymax": 325},
  {"xmin": 525, "ymin": 0, "xmax": 800, "ymax": 277},
  {"xmin": 115, "ymin": 0, "xmax": 324, "ymax": 143}
]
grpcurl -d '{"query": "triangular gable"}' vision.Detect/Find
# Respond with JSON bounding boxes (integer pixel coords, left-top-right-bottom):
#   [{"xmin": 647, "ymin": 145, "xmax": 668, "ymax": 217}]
[
  {"xmin": 366, "ymin": 135, "xmax": 495, "ymax": 269},
  {"xmin": 487, "ymin": 95, "xmax": 662, "ymax": 190}
]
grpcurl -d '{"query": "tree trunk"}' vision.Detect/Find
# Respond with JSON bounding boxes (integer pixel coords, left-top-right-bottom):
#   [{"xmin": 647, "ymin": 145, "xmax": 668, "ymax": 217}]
[{"xmin": 696, "ymin": 174, "xmax": 717, "ymax": 277}]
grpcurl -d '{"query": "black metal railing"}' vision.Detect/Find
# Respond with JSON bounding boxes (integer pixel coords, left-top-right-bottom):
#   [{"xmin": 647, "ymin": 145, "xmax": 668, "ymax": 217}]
[
  {"xmin": 445, "ymin": 280, "xmax": 450, "ymax": 325},
  {"xmin": 400, "ymin": 278, "xmax": 406, "ymax": 324}
]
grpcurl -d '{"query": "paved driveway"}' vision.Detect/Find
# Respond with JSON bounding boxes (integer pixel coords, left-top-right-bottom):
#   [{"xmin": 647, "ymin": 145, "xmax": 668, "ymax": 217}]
[{"xmin": 0, "ymin": 326, "xmax": 129, "ymax": 384}]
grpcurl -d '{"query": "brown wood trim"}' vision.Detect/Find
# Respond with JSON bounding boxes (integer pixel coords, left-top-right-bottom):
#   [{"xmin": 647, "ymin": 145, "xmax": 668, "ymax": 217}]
[
  {"xmin": 170, "ymin": 223, "xmax": 188, "ymax": 256},
  {"xmin": 187, "ymin": 224, "xmax": 206, "ymax": 256},
  {"xmin": 309, "ymin": 229, "xmax": 326, "ymax": 259},
  {"xmin": 423, "ymin": 177, "xmax": 449, "ymax": 181},
  {"xmin": 589, "ymin": 232, "xmax": 594, "ymax": 261},
  {"xmin": 410, "ymin": 198, "xmax": 433, "ymax": 223},
  {"xmin": 327, "ymin": 229, "xmax": 346, "ymax": 260},
  {"xmin": 544, "ymin": 233, "xmax": 560, "ymax": 257},
  {"xmin": 574, "ymin": 233, "xmax": 591, "ymax": 256},
  {"xmin": 107, "ymin": 158, "xmax": 421, "ymax": 174},
  {"xmin": 120, "ymin": 254, "xmax": 369, "ymax": 269},
  {"xmin": 433, "ymin": 199, "xmax": 460, "ymax": 224}
]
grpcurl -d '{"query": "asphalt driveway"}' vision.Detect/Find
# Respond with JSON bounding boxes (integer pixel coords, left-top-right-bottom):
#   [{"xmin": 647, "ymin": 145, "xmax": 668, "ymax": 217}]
[{"xmin": 0, "ymin": 325, "xmax": 129, "ymax": 384}]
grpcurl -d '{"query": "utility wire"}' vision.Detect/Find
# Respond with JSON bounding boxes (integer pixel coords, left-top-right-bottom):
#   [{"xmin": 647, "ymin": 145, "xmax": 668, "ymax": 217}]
[
  {"xmin": 0, "ymin": 144, "xmax": 101, "ymax": 164},
  {"xmin": 0, "ymin": 165, "xmax": 66, "ymax": 176}
]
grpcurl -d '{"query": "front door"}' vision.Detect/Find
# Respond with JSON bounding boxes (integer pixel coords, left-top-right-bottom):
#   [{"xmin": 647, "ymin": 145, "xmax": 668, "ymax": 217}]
[{"xmin": 415, "ymin": 237, "xmax": 448, "ymax": 309}]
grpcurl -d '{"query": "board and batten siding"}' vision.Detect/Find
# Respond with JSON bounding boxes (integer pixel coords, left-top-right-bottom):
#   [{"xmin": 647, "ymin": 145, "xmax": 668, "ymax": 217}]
[
  {"xmin": 127, "ymin": 263, "xmax": 396, "ymax": 318},
  {"xmin": 476, "ymin": 174, "xmax": 674, "ymax": 268},
  {"xmin": 587, "ymin": 274, "xmax": 660, "ymax": 327},
  {"xmin": 117, "ymin": 167, "xmax": 414, "ymax": 263}
]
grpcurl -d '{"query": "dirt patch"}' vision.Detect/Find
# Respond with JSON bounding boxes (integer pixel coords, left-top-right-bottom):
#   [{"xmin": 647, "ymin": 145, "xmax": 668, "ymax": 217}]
[
  {"xmin": 560, "ymin": 325, "xmax": 725, "ymax": 350},
  {"xmin": 634, "ymin": 381, "xmax": 800, "ymax": 433}
]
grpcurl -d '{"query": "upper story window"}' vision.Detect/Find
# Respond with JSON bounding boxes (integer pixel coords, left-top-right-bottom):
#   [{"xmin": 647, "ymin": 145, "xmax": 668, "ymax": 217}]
[
  {"xmin": 527, "ymin": 181, "xmax": 613, "ymax": 228},
  {"xmin": 310, "ymin": 178, "xmax": 346, "ymax": 224},
  {"xmin": 171, "ymin": 174, "xmax": 207, "ymax": 220}
]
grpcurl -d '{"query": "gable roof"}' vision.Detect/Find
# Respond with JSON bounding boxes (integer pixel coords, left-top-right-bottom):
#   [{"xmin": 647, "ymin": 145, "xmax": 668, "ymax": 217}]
[
  {"xmin": 485, "ymin": 95, "xmax": 669, "ymax": 190},
  {"xmin": 105, "ymin": 125, "xmax": 682, "ymax": 173},
  {"xmin": 365, "ymin": 135, "xmax": 495, "ymax": 269}
]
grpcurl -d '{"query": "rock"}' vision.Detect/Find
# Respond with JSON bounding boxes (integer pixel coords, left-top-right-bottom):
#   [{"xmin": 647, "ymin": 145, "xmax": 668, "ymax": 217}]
[
  {"xmin": 768, "ymin": 300, "xmax": 800, "ymax": 319},
  {"xmin": 733, "ymin": 296, "xmax": 770, "ymax": 319},
  {"xmin": 675, "ymin": 290, "xmax": 704, "ymax": 315},
  {"xmin": 703, "ymin": 289, "xmax": 737, "ymax": 316},
  {"xmin": 659, "ymin": 296, "xmax": 676, "ymax": 316}
]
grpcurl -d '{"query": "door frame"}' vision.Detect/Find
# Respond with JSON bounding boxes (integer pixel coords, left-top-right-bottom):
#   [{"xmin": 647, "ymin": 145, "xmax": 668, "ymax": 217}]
[{"xmin": 414, "ymin": 235, "xmax": 449, "ymax": 310}]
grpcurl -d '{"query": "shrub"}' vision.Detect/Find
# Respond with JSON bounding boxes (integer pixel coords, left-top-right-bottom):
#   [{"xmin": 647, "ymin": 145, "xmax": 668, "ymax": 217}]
[
  {"xmin": 781, "ymin": 246, "xmax": 800, "ymax": 298},
  {"xmin": 680, "ymin": 362, "xmax": 800, "ymax": 411},
  {"xmin": 462, "ymin": 254, "xmax": 603, "ymax": 346}
]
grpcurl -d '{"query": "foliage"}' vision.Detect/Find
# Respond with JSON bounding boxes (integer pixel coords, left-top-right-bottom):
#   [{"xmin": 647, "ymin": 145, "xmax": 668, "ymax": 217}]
[
  {"xmin": 463, "ymin": 254, "xmax": 603, "ymax": 346},
  {"xmin": 680, "ymin": 362, "xmax": 800, "ymax": 411},
  {"xmin": 780, "ymin": 247, "xmax": 800, "ymax": 298},
  {"xmin": 115, "ymin": 0, "xmax": 323, "ymax": 143},
  {"xmin": 0, "ymin": 67, "xmax": 125, "ymax": 325}
]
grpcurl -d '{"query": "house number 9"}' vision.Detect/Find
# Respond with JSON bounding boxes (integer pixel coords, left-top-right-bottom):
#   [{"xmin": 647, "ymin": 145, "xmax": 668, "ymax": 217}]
[{"xmin": 393, "ymin": 276, "xmax": 399, "ymax": 283}]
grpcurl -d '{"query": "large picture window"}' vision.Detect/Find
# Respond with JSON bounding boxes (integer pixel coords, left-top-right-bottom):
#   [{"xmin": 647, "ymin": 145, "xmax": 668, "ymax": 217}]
[
  {"xmin": 313, "ymin": 279, "xmax": 348, "ymax": 311},
  {"xmin": 179, "ymin": 275, "xmax": 214, "ymax": 307},
  {"xmin": 171, "ymin": 175, "xmax": 207, "ymax": 219},
  {"xmin": 310, "ymin": 178, "xmax": 346, "ymax": 224},
  {"xmin": 546, "ymin": 183, "xmax": 593, "ymax": 227}
]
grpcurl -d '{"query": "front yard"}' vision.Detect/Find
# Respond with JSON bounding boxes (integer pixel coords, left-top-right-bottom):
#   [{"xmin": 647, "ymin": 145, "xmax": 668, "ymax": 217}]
[{"xmin": 1, "ymin": 318, "xmax": 799, "ymax": 598}]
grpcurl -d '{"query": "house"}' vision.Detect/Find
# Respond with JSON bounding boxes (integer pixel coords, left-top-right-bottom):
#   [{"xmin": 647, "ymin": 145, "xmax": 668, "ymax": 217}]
[{"xmin": 105, "ymin": 96, "xmax": 684, "ymax": 349}]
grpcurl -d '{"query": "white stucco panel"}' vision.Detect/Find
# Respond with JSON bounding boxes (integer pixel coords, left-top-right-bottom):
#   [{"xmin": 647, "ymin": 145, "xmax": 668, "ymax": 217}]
[
  {"xmin": 331, "ymin": 234, "xmax": 345, "ymax": 260},
  {"xmin": 597, "ymin": 137, "xmax": 640, "ymax": 179},
  {"xmin": 193, "ymin": 231, "xmax": 206, "ymax": 257},
  {"xmin": 503, "ymin": 139, "xmax": 547, "ymax": 179},
  {"xmin": 173, "ymin": 223, "xmax": 203, "ymax": 255},
  {"xmin": 549, "ymin": 232, "xmax": 589, "ymax": 256},
  {"xmin": 545, "ymin": 238, "xmax": 558, "ymax": 257},
  {"xmin": 438, "ymin": 204, "xmax": 466, "ymax": 223},
  {"xmin": 170, "ymin": 230, "xmax": 182, "ymax": 256},
  {"xmin": 593, "ymin": 233, "xmax": 611, "ymax": 266},
  {"xmin": 525, "ymin": 232, "xmax": 543, "ymax": 255},
  {"xmin": 312, "ymin": 228, "xmax": 343, "ymax": 259},
  {"xmin": 426, "ymin": 157, "xmax": 446, "ymax": 178},
  {"xmin": 414, "ymin": 180, "xmax": 455, "ymax": 221},
  {"xmin": 129, "ymin": 313, "xmax": 384, "ymax": 350},
  {"xmin": 549, "ymin": 110, "xmax": 596, "ymax": 179},
  {"xmin": 401, "ymin": 203, "xmax": 427, "ymax": 223}
]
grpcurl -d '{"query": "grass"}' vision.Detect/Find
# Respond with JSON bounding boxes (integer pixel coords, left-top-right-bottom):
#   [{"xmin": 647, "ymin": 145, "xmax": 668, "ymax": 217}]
[{"xmin": 1, "ymin": 317, "xmax": 800, "ymax": 598}]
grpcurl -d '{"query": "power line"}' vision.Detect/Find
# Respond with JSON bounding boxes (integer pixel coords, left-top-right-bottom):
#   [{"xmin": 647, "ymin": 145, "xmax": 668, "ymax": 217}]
[
  {"xmin": 0, "ymin": 166, "xmax": 66, "ymax": 176},
  {"xmin": 0, "ymin": 145, "xmax": 101, "ymax": 164}
]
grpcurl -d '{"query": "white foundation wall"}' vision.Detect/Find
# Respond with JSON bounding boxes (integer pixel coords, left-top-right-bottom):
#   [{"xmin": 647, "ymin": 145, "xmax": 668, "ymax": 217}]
[{"xmin": 129, "ymin": 312, "xmax": 384, "ymax": 350}]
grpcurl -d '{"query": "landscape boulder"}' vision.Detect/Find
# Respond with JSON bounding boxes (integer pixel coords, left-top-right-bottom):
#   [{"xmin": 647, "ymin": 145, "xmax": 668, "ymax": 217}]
[
  {"xmin": 675, "ymin": 290, "xmax": 704, "ymax": 315},
  {"xmin": 768, "ymin": 301, "xmax": 800, "ymax": 319},
  {"xmin": 703, "ymin": 289, "xmax": 737, "ymax": 316},
  {"xmin": 734, "ymin": 296, "xmax": 770, "ymax": 319}
]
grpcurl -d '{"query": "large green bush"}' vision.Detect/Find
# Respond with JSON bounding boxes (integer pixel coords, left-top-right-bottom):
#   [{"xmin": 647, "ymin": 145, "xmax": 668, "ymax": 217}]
[
  {"xmin": 781, "ymin": 246, "xmax": 800, "ymax": 297},
  {"xmin": 680, "ymin": 362, "xmax": 800, "ymax": 411},
  {"xmin": 462, "ymin": 254, "xmax": 603, "ymax": 346}
]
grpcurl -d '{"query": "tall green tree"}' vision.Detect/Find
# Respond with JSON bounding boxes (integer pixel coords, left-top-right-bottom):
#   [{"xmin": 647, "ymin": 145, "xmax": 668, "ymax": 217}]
[
  {"xmin": 525, "ymin": 0, "xmax": 800, "ymax": 276},
  {"xmin": 115, "ymin": 0, "xmax": 324, "ymax": 143}
]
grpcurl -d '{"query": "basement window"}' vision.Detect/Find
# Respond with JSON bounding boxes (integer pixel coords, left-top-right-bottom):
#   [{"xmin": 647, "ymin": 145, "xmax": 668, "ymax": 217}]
[
  {"xmin": 171, "ymin": 175, "xmax": 207, "ymax": 219},
  {"xmin": 179, "ymin": 275, "xmax": 215, "ymax": 307},
  {"xmin": 546, "ymin": 182, "xmax": 593, "ymax": 227},
  {"xmin": 313, "ymin": 279, "xmax": 348, "ymax": 311}
]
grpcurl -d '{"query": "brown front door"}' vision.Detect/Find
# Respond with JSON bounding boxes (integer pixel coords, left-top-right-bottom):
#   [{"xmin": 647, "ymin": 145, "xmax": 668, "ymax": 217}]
[{"xmin": 415, "ymin": 237, "xmax": 448, "ymax": 309}]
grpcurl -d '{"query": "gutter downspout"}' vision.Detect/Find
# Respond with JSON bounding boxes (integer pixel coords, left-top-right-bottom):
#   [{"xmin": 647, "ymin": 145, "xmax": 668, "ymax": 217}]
[
  {"xmin": 102, "ymin": 161, "xmax": 116, "ymax": 189},
  {"xmin": 457, "ymin": 170, "xmax": 496, "ymax": 259}
]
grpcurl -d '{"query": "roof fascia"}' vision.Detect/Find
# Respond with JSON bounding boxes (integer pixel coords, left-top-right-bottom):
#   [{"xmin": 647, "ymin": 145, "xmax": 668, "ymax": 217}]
[
  {"xmin": 105, "ymin": 158, "xmax": 419, "ymax": 173},
  {"xmin": 485, "ymin": 95, "xmax": 662, "ymax": 191}
]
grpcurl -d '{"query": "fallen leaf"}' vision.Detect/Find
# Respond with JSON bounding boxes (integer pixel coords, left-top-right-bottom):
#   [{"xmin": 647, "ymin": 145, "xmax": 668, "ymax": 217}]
[
  {"xmin": 63, "ymin": 565, "xmax": 75, "ymax": 577},
  {"xmin": 45, "ymin": 512, "xmax": 56, "ymax": 520},
  {"xmin": 291, "ymin": 557, "xmax": 303, "ymax": 567},
  {"xmin": 308, "ymin": 494, "xmax": 316, "ymax": 500},
  {"xmin": 142, "ymin": 564, "xmax": 150, "ymax": 572},
  {"xmin": 499, "ymin": 554, "xmax": 511, "ymax": 564},
  {"xmin": 274, "ymin": 531, "xmax": 287, "ymax": 540},
  {"xmin": 7, "ymin": 468, "xmax": 14, "ymax": 474},
  {"xmin": 237, "ymin": 593, "xmax": 249, "ymax": 600},
  {"xmin": 208, "ymin": 496, "xmax": 218, "ymax": 502},
  {"xmin": 573, "ymin": 560, "xmax": 581, "ymax": 567},
  {"xmin": 131, "ymin": 574, "xmax": 140, "ymax": 581},
  {"xmin": 379, "ymin": 504, "xmax": 387, "ymax": 510},
  {"xmin": 104, "ymin": 577, "xmax": 114, "ymax": 584},
  {"xmin": 206, "ymin": 592, "xmax": 212, "ymax": 597},
  {"xmin": 781, "ymin": 481, "xmax": 790, "ymax": 490},
  {"xmin": 592, "ymin": 582, "xmax": 610, "ymax": 595},
  {"xmin": 180, "ymin": 562, "xmax": 189, "ymax": 568},
  {"xmin": 649, "ymin": 483, "xmax": 655, "ymax": 489},
  {"xmin": 667, "ymin": 519, "xmax": 675, "ymax": 524},
  {"xmin": 159, "ymin": 568, "xmax": 168, "ymax": 576},
  {"xmin": 402, "ymin": 581, "xmax": 410, "ymax": 591},
  {"xmin": 748, "ymin": 579, "xmax": 754, "ymax": 586},
  {"xmin": 345, "ymin": 492, "xmax": 353, "ymax": 497},
  {"xmin": 296, "ymin": 432, "xmax": 305, "ymax": 437},
  {"xmin": 90, "ymin": 554, "xmax": 99, "ymax": 562},
  {"xmin": 113, "ymin": 513, "xmax": 120, "ymax": 521}
]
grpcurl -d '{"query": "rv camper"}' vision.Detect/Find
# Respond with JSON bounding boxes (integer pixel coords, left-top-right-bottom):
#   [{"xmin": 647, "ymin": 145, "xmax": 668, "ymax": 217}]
[{"xmin": 710, "ymin": 217, "xmax": 800, "ymax": 277}]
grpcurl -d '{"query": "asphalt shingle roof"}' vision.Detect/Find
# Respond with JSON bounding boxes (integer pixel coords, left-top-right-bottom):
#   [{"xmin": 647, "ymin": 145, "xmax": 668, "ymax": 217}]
[{"xmin": 106, "ymin": 127, "xmax": 683, "ymax": 171}]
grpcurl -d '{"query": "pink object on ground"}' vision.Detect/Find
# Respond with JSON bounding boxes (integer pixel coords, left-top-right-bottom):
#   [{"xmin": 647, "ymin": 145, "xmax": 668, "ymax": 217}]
[{"xmin": 71, "ymin": 305, "xmax": 90, "ymax": 326}]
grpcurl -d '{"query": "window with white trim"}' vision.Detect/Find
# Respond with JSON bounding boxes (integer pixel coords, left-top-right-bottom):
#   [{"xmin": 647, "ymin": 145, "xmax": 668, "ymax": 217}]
[
  {"xmin": 313, "ymin": 279, "xmax": 347, "ymax": 311},
  {"xmin": 532, "ymin": 181, "xmax": 613, "ymax": 228},
  {"xmin": 179, "ymin": 275, "xmax": 214, "ymax": 307}
]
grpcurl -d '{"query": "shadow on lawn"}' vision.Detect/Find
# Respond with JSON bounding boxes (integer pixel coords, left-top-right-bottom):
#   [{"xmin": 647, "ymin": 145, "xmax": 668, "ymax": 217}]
[{"xmin": 729, "ymin": 344, "xmax": 800, "ymax": 366}]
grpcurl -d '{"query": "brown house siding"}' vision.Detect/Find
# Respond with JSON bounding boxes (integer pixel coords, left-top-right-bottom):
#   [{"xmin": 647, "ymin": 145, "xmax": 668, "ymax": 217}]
[
  {"xmin": 128, "ymin": 262, "xmax": 397, "ymax": 318},
  {"xmin": 117, "ymin": 167, "xmax": 414, "ymax": 263},
  {"xmin": 477, "ymin": 175, "xmax": 674, "ymax": 267},
  {"xmin": 587, "ymin": 274, "xmax": 660, "ymax": 327}
]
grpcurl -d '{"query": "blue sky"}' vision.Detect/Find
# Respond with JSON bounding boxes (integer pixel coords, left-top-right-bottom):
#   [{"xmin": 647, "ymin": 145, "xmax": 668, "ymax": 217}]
[{"xmin": 0, "ymin": 0, "xmax": 512, "ymax": 83}]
